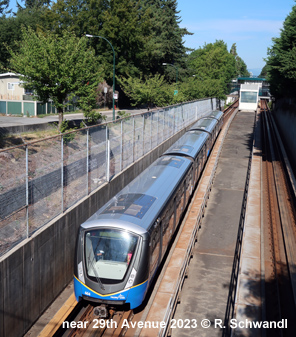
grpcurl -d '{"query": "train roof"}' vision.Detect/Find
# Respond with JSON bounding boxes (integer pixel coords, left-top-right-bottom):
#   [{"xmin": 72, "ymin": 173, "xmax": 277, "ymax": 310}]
[
  {"xmin": 189, "ymin": 117, "xmax": 218, "ymax": 134},
  {"xmin": 163, "ymin": 130, "xmax": 209, "ymax": 160},
  {"xmin": 81, "ymin": 155, "xmax": 192, "ymax": 232},
  {"xmin": 204, "ymin": 110, "xmax": 223, "ymax": 121}
]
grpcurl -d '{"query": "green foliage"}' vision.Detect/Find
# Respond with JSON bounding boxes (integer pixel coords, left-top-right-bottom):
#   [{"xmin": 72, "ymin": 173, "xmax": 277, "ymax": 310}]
[
  {"xmin": 0, "ymin": 0, "xmax": 10, "ymax": 16},
  {"xmin": 60, "ymin": 120, "xmax": 76, "ymax": 142},
  {"xmin": 117, "ymin": 110, "xmax": 131, "ymax": 119},
  {"xmin": 7, "ymin": 27, "xmax": 103, "ymax": 127},
  {"xmin": 83, "ymin": 110, "xmax": 107, "ymax": 125},
  {"xmin": 230, "ymin": 43, "xmax": 250, "ymax": 77},
  {"xmin": 119, "ymin": 74, "xmax": 173, "ymax": 107},
  {"xmin": 259, "ymin": 65, "xmax": 268, "ymax": 78},
  {"xmin": 186, "ymin": 40, "xmax": 237, "ymax": 98},
  {"xmin": 0, "ymin": 7, "xmax": 46, "ymax": 70},
  {"xmin": 266, "ymin": 4, "xmax": 296, "ymax": 98}
]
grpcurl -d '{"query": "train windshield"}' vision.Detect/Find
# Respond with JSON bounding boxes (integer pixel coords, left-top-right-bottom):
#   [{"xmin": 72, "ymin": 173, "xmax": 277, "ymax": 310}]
[{"xmin": 84, "ymin": 229, "xmax": 138, "ymax": 283}]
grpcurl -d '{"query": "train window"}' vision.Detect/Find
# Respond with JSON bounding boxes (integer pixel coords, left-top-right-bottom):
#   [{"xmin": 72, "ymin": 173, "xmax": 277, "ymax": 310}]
[
  {"xmin": 240, "ymin": 91, "xmax": 257, "ymax": 103},
  {"xmin": 158, "ymin": 156, "xmax": 184, "ymax": 169},
  {"xmin": 102, "ymin": 193, "xmax": 156, "ymax": 219},
  {"xmin": 84, "ymin": 229, "xmax": 138, "ymax": 283}
]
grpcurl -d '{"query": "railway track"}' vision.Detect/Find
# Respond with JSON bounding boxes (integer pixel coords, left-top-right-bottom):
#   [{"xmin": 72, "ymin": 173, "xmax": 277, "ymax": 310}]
[{"xmin": 261, "ymin": 99, "xmax": 296, "ymax": 336}]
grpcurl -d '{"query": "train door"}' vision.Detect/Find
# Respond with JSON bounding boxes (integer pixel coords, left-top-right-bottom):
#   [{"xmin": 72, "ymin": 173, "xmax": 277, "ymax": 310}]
[
  {"xmin": 175, "ymin": 186, "xmax": 184, "ymax": 225},
  {"xmin": 161, "ymin": 201, "xmax": 174, "ymax": 260},
  {"xmin": 149, "ymin": 220, "xmax": 161, "ymax": 280}
]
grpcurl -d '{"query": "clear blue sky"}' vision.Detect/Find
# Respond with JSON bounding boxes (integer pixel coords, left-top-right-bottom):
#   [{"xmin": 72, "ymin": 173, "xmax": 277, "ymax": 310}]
[{"xmin": 177, "ymin": 0, "xmax": 296, "ymax": 75}]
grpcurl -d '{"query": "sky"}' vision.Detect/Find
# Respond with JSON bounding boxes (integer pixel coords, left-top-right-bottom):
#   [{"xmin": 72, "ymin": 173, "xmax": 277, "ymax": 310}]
[{"xmin": 177, "ymin": 0, "xmax": 296, "ymax": 75}]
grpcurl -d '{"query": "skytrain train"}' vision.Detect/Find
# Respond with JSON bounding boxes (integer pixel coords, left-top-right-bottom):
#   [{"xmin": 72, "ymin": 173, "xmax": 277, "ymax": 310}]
[{"xmin": 74, "ymin": 110, "xmax": 224, "ymax": 316}]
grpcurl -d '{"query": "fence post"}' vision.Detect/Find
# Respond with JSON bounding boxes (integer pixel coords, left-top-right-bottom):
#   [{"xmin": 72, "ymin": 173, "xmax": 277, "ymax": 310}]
[
  {"xmin": 86, "ymin": 128, "xmax": 89, "ymax": 195},
  {"xmin": 132, "ymin": 116, "xmax": 135, "ymax": 163},
  {"xmin": 150, "ymin": 113, "xmax": 152, "ymax": 150},
  {"xmin": 163, "ymin": 110, "xmax": 165, "ymax": 142},
  {"xmin": 106, "ymin": 125, "xmax": 110, "ymax": 182},
  {"xmin": 61, "ymin": 135, "xmax": 64, "ymax": 213},
  {"xmin": 157, "ymin": 112, "xmax": 159, "ymax": 145},
  {"xmin": 120, "ymin": 120, "xmax": 123, "ymax": 172},
  {"xmin": 26, "ymin": 144, "xmax": 29, "ymax": 238},
  {"xmin": 142, "ymin": 115, "xmax": 145, "ymax": 156}
]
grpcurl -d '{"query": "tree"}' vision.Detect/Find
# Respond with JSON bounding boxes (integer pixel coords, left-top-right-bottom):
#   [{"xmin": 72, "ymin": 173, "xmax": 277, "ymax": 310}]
[
  {"xmin": 230, "ymin": 43, "xmax": 250, "ymax": 77},
  {"xmin": 119, "ymin": 74, "xmax": 171, "ymax": 108},
  {"xmin": 0, "ymin": 0, "xmax": 10, "ymax": 16},
  {"xmin": 0, "ymin": 6, "xmax": 46, "ymax": 70},
  {"xmin": 8, "ymin": 27, "xmax": 103, "ymax": 126},
  {"xmin": 266, "ymin": 3, "xmax": 296, "ymax": 98},
  {"xmin": 187, "ymin": 40, "xmax": 236, "ymax": 98}
]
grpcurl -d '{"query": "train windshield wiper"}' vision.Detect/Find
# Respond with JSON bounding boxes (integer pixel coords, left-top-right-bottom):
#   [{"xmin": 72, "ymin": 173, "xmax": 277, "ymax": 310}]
[{"xmin": 88, "ymin": 254, "xmax": 105, "ymax": 291}]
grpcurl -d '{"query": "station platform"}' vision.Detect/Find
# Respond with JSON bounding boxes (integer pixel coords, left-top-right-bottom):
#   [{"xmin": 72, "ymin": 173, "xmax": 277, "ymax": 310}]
[{"xmin": 171, "ymin": 109, "xmax": 261, "ymax": 337}]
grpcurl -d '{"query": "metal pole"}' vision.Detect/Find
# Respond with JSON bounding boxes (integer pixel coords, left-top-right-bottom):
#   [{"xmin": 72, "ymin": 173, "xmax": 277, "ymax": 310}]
[
  {"xmin": 142, "ymin": 115, "xmax": 145, "ymax": 156},
  {"xmin": 61, "ymin": 135, "xmax": 64, "ymax": 213},
  {"xmin": 120, "ymin": 120, "xmax": 123, "ymax": 171},
  {"xmin": 157, "ymin": 112, "xmax": 159, "ymax": 145},
  {"xmin": 106, "ymin": 126, "xmax": 110, "ymax": 182},
  {"xmin": 132, "ymin": 117, "xmax": 135, "ymax": 163},
  {"xmin": 86, "ymin": 129, "xmax": 89, "ymax": 195},
  {"xmin": 26, "ymin": 145, "xmax": 29, "ymax": 238},
  {"xmin": 150, "ymin": 113, "xmax": 152, "ymax": 150},
  {"xmin": 163, "ymin": 110, "xmax": 165, "ymax": 142}
]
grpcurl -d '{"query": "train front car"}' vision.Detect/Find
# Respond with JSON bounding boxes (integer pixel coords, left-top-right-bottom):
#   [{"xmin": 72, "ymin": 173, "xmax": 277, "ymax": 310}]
[
  {"xmin": 74, "ymin": 154, "xmax": 192, "ymax": 313},
  {"xmin": 74, "ymin": 220, "xmax": 149, "ymax": 314}
]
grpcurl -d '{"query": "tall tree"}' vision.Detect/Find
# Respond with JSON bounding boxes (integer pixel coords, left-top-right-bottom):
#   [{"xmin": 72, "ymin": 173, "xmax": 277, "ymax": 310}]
[
  {"xmin": 8, "ymin": 27, "xmax": 103, "ymax": 126},
  {"xmin": 230, "ymin": 43, "xmax": 250, "ymax": 77},
  {"xmin": 141, "ymin": 0, "xmax": 192, "ymax": 79},
  {"xmin": 266, "ymin": 3, "xmax": 296, "ymax": 98},
  {"xmin": 188, "ymin": 40, "xmax": 236, "ymax": 96},
  {"xmin": 0, "ymin": 6, "xmax": 45, "ymax": 70}
]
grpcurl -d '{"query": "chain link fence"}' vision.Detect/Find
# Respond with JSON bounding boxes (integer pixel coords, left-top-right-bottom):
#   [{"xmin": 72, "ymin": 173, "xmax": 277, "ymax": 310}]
[{"xmin": 0, "ymin": 98, "xmax": 222, "ymax": 256}]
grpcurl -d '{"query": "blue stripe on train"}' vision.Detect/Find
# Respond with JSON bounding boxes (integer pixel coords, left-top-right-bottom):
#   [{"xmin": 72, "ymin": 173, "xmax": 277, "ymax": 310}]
[{"xmin": 74, "ymin": 277, "xmax": 148, "ymax": 309}]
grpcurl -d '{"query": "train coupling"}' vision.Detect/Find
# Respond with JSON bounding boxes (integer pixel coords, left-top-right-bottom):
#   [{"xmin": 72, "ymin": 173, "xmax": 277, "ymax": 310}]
[{"xmin": 93, "ymin": 305, "xmax": 108, "ymax": 318}]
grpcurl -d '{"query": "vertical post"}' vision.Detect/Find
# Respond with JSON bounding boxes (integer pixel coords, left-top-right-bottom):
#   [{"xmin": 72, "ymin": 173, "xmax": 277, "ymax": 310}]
[
  {"xmin": 163, "ymin": 110, "xmax": 165, "ymax": 142},
  {"xmin": 132, "ymin": 117, "xmax": 135, "ymax": 163},
  {"xmin": 86, "ymin": 128, "xmax": 89, "ymax": 195},
  {"xmin": 150, "ymin": 113, "xmax": 152, "ymax": 150},
  {"xmin": 142, "ymin": 115, "xmax": 145, "ymax": 156},
  {"xmin": 26, "ymin": 145, "xmax": 29, "ymax": 238},
  {"xmin": 61, "ymin": 135, "xmax": 64, "ymax": 213},
  {"xmin": 157, "ymin": 112, "xmax": 159, "ymax": 145},
  {"xmin": 106, "ymin": 125, "xmax": 110, "ymax": 182},
  {"xmin": 120, "ymin": 120, "xmax": 123, "ymax": 171}
]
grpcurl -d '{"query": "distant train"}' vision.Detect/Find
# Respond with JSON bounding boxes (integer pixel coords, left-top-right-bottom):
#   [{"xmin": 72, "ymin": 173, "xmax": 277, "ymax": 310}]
[{"xmin": 73, "ymin": 110, "xmax": 224, "ymax": 316}]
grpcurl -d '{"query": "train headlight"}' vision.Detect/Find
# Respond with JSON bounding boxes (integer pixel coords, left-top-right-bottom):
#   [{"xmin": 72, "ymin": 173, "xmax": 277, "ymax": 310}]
[
  {"xmin": 125, "ymin": 268, "xmax": 137, "ymax": 289},
  {"xmin": 78, "ymin": 261, "xmax": 85, "ymax": 283}
]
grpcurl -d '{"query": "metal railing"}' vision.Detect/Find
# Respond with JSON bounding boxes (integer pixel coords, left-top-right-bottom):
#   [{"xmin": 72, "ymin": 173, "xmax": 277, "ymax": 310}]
[{"xmin": 0, "ymin": 98, "xmax": 220, "ymax": 256}]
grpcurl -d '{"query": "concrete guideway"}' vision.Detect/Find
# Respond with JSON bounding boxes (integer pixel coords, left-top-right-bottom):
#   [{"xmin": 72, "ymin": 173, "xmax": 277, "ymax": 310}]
[
  {"xmin": 138, "ymin": 106, "xmax": 244, "ymax": 337},
  {"xmin": 168, "ymin": 109, "xmax": 257, "ymax": 337}
]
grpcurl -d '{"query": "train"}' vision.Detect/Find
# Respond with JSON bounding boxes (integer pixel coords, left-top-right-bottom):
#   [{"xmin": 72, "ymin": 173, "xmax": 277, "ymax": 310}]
[{"xmin": 73, "ymin": 110, "xmax": 224, "ymax": 316}]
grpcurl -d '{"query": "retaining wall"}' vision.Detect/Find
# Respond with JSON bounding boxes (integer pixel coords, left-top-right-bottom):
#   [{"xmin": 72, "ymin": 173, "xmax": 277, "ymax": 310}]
[
  {"xmin": 0, "ymin": 123, "xmax": 192, "ymax": 337},
  {"xmin": 273, "ymin": 98, "xmax": 296, "ymax": 170}
]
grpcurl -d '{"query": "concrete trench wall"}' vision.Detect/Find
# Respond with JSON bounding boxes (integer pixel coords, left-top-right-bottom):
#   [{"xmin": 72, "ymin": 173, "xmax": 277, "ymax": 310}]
[
  {"xmin": 273, "ymin": 99, "xmax": 296, "ymax": 170},
  {"xmin": 0, "ymin": 124, "xmax": 192, "ymax": 337}
]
